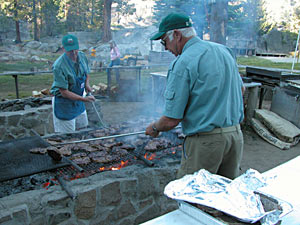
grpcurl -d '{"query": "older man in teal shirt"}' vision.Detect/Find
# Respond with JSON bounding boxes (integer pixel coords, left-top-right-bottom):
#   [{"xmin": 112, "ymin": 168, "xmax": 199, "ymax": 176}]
[{"xmin": 146, "ymin": 13, "xmax": 245, "ymax": 179}]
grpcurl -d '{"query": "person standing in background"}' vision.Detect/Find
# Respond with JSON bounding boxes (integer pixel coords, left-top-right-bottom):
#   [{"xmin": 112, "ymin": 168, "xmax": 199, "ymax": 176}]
[
  {"xmin": 107, "ymin": 40, "xmax": 121, "ymax": 87},
  {"xmin": 51, "ymin": 34, "xmax": 95, "ymax": 133}
]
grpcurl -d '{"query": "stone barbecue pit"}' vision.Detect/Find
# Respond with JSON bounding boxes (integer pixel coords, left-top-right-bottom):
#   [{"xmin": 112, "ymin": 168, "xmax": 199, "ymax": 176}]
[{"xmin": 0, "ymin": 118, "xmax": 184, "ymax": 225}]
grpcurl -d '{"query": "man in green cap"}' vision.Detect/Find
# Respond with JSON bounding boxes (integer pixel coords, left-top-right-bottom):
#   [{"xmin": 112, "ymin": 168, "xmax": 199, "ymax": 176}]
[
  {"xmin": 50, "ymin": 34, "xmax": 95, "ymax": 133},
  {"xmin": 145, "ymin": 13, "xmax": 245, "ymax": 179}
]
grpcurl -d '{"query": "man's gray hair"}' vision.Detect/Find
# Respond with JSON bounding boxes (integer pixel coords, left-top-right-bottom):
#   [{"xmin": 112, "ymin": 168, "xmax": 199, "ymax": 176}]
[{"xmin": 167, "ymin": 27, "xmax": 197, "ymax": 41}]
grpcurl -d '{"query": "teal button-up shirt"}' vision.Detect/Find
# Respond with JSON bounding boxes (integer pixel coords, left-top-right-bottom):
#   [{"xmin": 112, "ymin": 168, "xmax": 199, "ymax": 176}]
[
  {"xmin": 50, "ymin": 51, "xmax": 90, "ymax": 96},
  {"xmin": 163, "ymin": 36, "xmax": 244, "ymax": 136}
]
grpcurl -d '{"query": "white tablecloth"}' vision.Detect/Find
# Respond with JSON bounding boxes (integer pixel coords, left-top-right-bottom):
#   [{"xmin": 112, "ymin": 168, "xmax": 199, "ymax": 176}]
[{"xmin": 141, "ymin": 156, "xmax": 300, "ymax": 225}]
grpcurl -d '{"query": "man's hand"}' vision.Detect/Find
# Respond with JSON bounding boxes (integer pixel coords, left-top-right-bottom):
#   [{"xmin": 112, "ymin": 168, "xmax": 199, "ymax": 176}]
[
  {"xmin": 59, "ymin": 88, "xmax": 95, "ymax": 102},
  {"xmin": 84, "ymin": 95, "xmax": 95, "ymax": 102},
  {"xmin": 145, "ymin": 122, "xmax": 160, "ymax": 138},
  {"xmin": 145, "ymin": 116, "xmax": 181, "ymax": 138}
]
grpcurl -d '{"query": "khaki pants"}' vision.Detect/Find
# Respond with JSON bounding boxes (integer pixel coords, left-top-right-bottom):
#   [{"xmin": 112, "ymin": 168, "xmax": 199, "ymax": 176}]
[{"xmin": 177, "ymin": 125, "xmax": 244, "ymax": 180}]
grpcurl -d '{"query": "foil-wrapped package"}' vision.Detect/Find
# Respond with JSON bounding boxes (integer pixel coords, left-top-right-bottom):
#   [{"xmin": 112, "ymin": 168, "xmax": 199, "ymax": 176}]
[{"xmin": 164, "ymin": 169, "xmax": 292, "ymax": 224}]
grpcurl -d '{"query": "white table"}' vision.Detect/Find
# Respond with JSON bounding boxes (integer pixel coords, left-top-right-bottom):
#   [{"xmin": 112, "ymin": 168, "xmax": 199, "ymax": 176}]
[{"xmin": 141, "ymin": 156, "xmax": 300, "ymax": 225}]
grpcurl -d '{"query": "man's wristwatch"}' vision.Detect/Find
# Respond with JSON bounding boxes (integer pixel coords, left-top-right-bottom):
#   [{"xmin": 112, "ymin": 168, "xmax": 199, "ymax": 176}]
[{"xmin": 152, "ymin": 124, "xmax": 159, "ymax": 133}]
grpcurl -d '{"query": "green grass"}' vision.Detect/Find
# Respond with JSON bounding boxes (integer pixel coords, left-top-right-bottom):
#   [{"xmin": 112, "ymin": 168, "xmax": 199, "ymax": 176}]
[
  {"xmin": 0, "ymin": 56, "xmax": 299, "ymax": 100},
  {"xmin": 237, "ymin": 56, "xmax": 300, "ymax": 70}
]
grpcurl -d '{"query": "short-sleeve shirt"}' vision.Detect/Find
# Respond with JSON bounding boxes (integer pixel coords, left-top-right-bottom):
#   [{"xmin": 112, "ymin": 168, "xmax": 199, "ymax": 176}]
[
  {"xmin": 163, "ymin": 36, "xmax": 244, "ymax": 136},
  {"xmin": 110, "ymin": 47, "xmax": 120, "ymax": 61},
  {"xmin": 50, "ymin": 51, "xmax": 90, "ymax": 97}
]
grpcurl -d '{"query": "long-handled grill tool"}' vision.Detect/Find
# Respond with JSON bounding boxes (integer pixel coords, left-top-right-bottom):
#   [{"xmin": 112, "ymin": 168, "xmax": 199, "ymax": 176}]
[
  {"xmin": 54, "ymin": 125, "xmax": 182, "ymax": 146},
  {"xmin": 55, "ymin": 131, "xmax": 145, "ymax": 145},
  {"xmin": 47, "ymin": 149, "xmax": 84, "ymax": 172},
  {"xmin": 51, "ymin": 131, "xmax": 154, "ymax": 166},
  {"xmin": 87, "ymin": 93, "xmax": 108, "ymax": 128},
  {"xmin": 56, "ymin": 175, "xmax": 76, "ymax": 200}
]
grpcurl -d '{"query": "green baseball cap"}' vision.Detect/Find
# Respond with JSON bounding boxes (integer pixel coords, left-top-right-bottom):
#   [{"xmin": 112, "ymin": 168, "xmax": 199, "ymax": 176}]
[
  {"xmin": 150, "ymin": 13, "xmax": 192, "ymax": 40},
  {"xmin": 62, "ymin": 34, "xmax": 79, "ymax": 52}
]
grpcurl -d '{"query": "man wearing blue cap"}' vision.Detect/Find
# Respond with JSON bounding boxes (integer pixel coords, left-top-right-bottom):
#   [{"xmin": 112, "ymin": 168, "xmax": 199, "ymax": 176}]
[
  {"xmin": 50, "ymin": 34, "xmax": 95, "ymax": 133},
  {"xmin": 145, "ymin": 13, "xmax": 245, "ymax": 179}
]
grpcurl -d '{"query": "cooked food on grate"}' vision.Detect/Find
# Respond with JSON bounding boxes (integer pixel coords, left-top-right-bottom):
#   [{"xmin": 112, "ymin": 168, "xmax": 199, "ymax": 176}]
[
  {"xmin": 144, "ymin": 138, "xmax": 172, "ymax": 151},
  {"xmin": 119, "ymin": 144, "xmax": 136, "ymax": 151},
  {"xmin": 71, "ymin": 156, "xmax": 91, "ymax": 165},
  {"xmin": 102, "ymin": 141, "xmax": 123, "ymax": 149},
  {"xmin": 30, "ymin": 147, "xmax": 48, "ymax": 154},
  {"xmin": 111, "ymin": 146, "xmax": 129, "ymax": 157},
  {"xmin": 70, "ymin": 152, "xmax": 87, "ymax": 159},
  {"xmin": 57, "ymin": 145, "xmax": 72, "ymax": 156},
  {"xmin": 91, "ymin": 154, "xmax": 118, "ymax": 164},
  {"xmin": 30, "ymin": 146, "xmax": 58, "ymax": 154}
]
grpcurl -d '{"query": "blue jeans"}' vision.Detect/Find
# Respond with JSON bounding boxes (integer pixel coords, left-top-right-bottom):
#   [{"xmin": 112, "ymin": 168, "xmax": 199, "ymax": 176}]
[{"xmin": 106, "ymin": 58, "xmax": 121, "ymax": 95}]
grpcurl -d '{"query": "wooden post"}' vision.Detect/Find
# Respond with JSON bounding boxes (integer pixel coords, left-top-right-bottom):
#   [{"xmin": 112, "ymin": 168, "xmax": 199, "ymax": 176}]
[
  {"xmin": 246, "ymin": 86, "xmax": 259, "ymax": 124},
  {"xmin": 13, "ymin": 75, "xmax": 19, "ymax": 99}
]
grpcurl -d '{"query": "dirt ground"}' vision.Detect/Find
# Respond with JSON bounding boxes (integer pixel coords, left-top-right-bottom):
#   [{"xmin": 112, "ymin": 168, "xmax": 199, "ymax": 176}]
[
  {"xmin": 99, "ymin": 101, "xmax": 300, "ymax": 175},
  {"xmin": 241, "ymin": 128, "xmax": 300, "ymax": 173}
]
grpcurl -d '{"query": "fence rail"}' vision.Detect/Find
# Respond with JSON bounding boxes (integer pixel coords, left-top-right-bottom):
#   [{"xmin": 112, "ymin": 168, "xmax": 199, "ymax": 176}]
[
  {"xmin": 0, "ymin": 64, "xmax": 170, "ymax": 99},
  {"xmin": 4, "ymin": 64, "xmax": 288, "ymax": 99}
]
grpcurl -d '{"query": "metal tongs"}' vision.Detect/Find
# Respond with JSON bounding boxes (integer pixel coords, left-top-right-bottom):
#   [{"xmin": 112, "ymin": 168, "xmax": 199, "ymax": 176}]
[{"xmin": 86, "ymin": 92, "xmax": 108, "ymax": 128}]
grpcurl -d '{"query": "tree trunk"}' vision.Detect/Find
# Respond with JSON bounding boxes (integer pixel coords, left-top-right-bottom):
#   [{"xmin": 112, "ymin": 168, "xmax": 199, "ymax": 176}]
[
  {"xmin": 15, "ymin": 20, "xmax": 22, "ymax": 43},
  {"xmin": 14, "ymin": 0, "xmax": 22, "ymax": 43},
  {"xmin": 210, "ymin": 0, "xmax": 228, "ymax": 45},
  {"xmin": 33, "ymin": 0, "xmax": 39, "ymax": 41},
  {"xmin": 91, "ymin": 0, "xmax": 94, "ymax": 25},
  {"xmin": 102, "ymin": 0, "xmax": 112, "ymax": 42}
]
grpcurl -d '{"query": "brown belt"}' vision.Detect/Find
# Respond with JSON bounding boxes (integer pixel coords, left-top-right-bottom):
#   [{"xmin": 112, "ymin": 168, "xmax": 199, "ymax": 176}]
[{"xmin": 193, "ymin": 124, "xmax": 241, "ymax": 136}]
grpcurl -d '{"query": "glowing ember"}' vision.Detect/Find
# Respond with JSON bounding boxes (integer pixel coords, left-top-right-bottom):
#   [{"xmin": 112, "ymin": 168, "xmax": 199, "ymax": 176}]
[
  {"xmin": 99, "ymin": 167, "xmax": 105, "ymax": 172},
  {"xmin": 144, "ymin": 153, "xmax": 156, "ymax": 160},
  {"xmin": 42, "ymin": 182, "xmax": 50, "ymax": 189},
  {"xmin": 69, "ymin": 173, "xmax": 86, "ymax": 181},
  {"xmin": 111, "ymin": 160, "xmax": 129, "ymax": 170}
]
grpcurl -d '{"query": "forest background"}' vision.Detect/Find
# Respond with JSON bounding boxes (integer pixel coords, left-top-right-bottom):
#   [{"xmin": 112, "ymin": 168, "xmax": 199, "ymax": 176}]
[
  {"xmin": 1, "ymin": 0, "xmax": 300, "ymax": 46},
  {"xmin": 1, "ymin": 0, "xmax": 300, "ymax": 100}
]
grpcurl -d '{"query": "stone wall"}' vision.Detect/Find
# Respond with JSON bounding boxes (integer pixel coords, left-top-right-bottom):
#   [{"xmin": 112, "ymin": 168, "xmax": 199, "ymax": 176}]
[
  {"xmin": 0, "ymin": 99, "xmax": 155, "ymax": 142},
  {"xmin": 0, "ymin": 104, "xmax": 53, "ymax": 141},
  {"xmin": 0, "ymin": 164, "xmax": 179, "ymax": 225},
  {"xmin": 0, "ymin": 99, "xmax": 106, "ymax": 141}
]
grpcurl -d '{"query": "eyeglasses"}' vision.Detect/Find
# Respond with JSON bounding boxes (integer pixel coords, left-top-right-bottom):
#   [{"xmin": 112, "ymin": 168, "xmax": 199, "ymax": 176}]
[{"xmin": 160, "ymin": 35, "xmax": 168, "ymax": 47}]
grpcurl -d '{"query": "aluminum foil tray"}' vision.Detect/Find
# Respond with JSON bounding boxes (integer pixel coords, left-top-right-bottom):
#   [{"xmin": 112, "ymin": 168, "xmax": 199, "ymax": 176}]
[
  {"xmin": 165, "ymin": 169, "xmax": 293, "ymax": 224},
  {"xmin": 177, "ymin": 191, "xmax": 293, "ymax": 225}
]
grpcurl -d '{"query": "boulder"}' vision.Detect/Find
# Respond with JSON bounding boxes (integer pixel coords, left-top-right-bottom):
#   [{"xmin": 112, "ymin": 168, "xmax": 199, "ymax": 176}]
[
  {"xmin": 38, "ymin": 43, "xmax": 60, "ymax": 53},
  {"xmin": 26, "ymin": 41, "xmax": 42, "ymax": 49},
  {"xmin": 11, "ymin": 54, "xmax": 27, "ymax": 61},
  {"xmin": 30, "ymin": 55, "xmax": 47, "ymax": 62},
  {"xmin": 0, "ymin": 56, "xmax": 11, "ymax": 62},
  {"xmin": 23, "ymin": 48, "xmax": 43, "ymax": 57}
]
